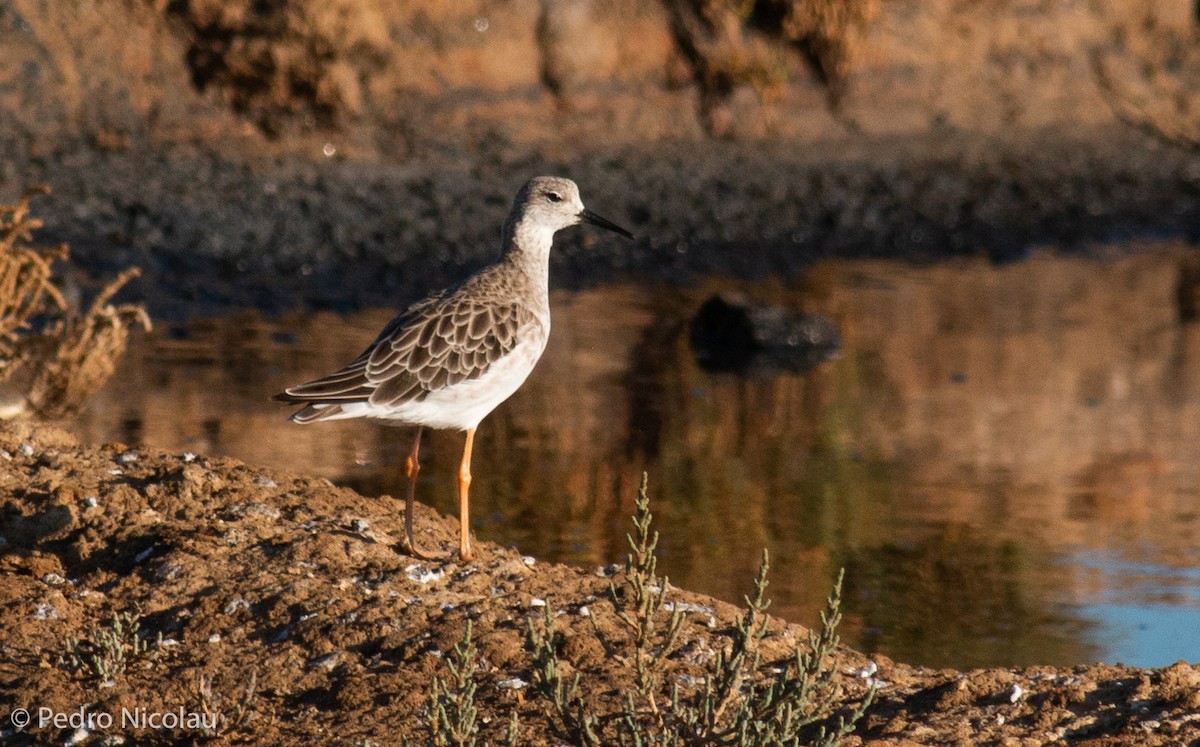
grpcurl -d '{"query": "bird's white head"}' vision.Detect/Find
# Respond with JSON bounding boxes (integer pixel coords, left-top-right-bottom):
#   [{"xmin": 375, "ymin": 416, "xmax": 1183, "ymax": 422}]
[
  {"xmin": 513, "ymin": 176, "xmax": 587, "ymax": 233},
  {"xmin": 503, "ymin": 176, "xmax": 633, "ymax": 260}
]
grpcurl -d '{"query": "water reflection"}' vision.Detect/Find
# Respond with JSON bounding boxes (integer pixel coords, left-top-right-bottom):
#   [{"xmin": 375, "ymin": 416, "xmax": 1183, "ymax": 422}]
[{"xmin": 67, "ymin": 246, "xmax": 1200, "ymax": 668}]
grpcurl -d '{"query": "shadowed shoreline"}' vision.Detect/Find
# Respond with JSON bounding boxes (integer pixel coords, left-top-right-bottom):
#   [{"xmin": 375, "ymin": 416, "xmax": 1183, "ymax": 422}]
[{"xmin": 12, "ymin": 128, "xmax": 1200, "ymax": 319}]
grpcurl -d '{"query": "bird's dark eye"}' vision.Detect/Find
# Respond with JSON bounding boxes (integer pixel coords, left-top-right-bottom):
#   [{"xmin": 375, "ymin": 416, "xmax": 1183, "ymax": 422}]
[{"xmin": 545, "ymin": 191, "xmax": 562, "ymax": 203}]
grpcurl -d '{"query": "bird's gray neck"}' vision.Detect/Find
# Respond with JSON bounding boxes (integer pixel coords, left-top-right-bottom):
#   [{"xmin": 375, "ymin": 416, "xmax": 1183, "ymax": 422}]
[{"xmin": 501, "ymin": 216, "xmax": 554, "ymax": 287}]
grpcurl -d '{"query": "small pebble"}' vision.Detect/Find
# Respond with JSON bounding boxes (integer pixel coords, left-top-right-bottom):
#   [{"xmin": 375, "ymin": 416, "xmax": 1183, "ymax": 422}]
[
  {"xmin": 33, "ymin": 602, "xmax": 58, "ymax": 620},
  {"xmin": 253, "ymin": 475, "xmax": 277, "ymax": 488},
  {"xmin": 496, "ymin": 677, "xmax": 528, "ymax": 690},
  {"xmin": 0, "ymin": 449, "xmax": 11, "ymax": 460},
  {"xmin": 675, "ymin": 674, "xmax": 705, "ymax": 688},
  {"xmin": 664, "ymin": 601, "xmax": 713, "ymax": 615},
  {"xmin": 521, "ymin": 555, "xmax": 536, "ymax": 566},
  {"xmin": 224, "ymin": 598, "xmax": 251, "ymax": 615},
  {"xmin": 67, "ymin": 727, "xmax": 89, "ymax": 745},
  {"xmin": 182, "ymin": 452, "xmax": 197, "ymax": 462},
  {"xmin": 116, "ymin": 450, "xmax": 139, "ymax": 464},
  {"xmin": 1009, "ymin": 684, "xmax": 1025, "ymax": 702},
  {"xmin": 529, "ymin": 598, "xmax": 546, "ymax": 607},
  {"xmin": 350, "ymin": 518, "xmax": 370, "ymax": 533},
  {"xmin": 83, "ymin": 496, "xmax": 99, "ymax": 508},
  {"xmin": 153, "ymin": 561, "xmax": 184, "ymax": 581},
  {"xmin": 135, "ymin": 546, "xmax": 155, "ymax": 563},
  {"xmin": 234, "ymin": 502, "xmax": 280, "ymax": 519},
  {"xmin": 309, "ymin": 652, "xmax": 340, "ymax": 670},
  {"xmin": 578, "ymin": 605, "xmax": 591, "ymax": 617},
  {"xmin": 17, "ymin": 442, "xmax": 33, "ymax": 457},
  {"xmin": 41, "ymin": 572, "xmax": 66, "ymax": 586},
  {"xmin": 405, "ymin": 564, "xmax": 445, "ymax": 585},
  {"xmin": 208, "ymin": 633, "xmax": 221, "ymax": 643}
]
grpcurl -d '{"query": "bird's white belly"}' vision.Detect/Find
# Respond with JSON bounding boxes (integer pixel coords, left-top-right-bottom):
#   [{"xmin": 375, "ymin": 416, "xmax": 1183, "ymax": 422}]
[{"xmin": 366, "ymin": 336, "xmax": 546, "ymax": 430}]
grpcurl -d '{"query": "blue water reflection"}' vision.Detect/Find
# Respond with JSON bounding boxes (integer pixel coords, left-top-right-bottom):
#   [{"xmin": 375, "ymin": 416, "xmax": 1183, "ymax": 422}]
[{"xmin": 1075, "ymin": 550, "xmax": 1200, "ymax": 667}]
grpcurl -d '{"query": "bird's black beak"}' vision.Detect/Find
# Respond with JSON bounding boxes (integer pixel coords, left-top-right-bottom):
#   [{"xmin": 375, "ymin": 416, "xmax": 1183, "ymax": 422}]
[{"xmin": 579, "ymin": 208, "xmax": 634, "ymax": 239}]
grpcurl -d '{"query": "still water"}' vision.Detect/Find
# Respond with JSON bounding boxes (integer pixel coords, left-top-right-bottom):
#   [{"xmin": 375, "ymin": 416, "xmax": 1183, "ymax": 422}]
[{"xmin": 69, "ymin": 246, "xmax": 1200, "ymax": 670}]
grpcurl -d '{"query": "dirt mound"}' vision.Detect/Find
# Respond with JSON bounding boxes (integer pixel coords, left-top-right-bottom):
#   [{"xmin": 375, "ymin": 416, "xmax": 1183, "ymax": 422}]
[
  {"xmin": 0, "ymin": 187, "xmax": 149, "ymax": 419},
  {"xmin": 0, "ymin": 421, "xmax": 1197, "ymax": 745}
]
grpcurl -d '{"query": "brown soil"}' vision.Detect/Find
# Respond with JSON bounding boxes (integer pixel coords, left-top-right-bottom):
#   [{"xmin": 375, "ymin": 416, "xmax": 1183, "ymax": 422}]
[{"xmin": 1, "ymin": 421, "xmax": 1198, "ymax": 746}]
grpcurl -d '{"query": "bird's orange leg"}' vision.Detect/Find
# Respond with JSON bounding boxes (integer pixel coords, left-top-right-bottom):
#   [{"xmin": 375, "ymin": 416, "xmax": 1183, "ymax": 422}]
[
  {"xmin": 401, "ymin": 427, "xmax": 443, "ymax": 560},
  {"xmin": 457, "ymin": 427, "xmax": 476, "ymax": 561}
]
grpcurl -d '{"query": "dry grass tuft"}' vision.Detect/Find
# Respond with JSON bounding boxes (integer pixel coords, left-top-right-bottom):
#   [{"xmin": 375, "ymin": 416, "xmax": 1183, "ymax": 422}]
[
  {"xmin": 0, "ymin": 187, "xmax": 151, "ymax": 419},
  {"xmin": 0, "ymin": 187, "xmax": 68, "ymax": 357}
]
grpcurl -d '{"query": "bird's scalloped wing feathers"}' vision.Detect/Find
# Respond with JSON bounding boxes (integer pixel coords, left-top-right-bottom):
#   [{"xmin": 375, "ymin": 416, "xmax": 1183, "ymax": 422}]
[
  {"xmin": 365, "ymin": 295, "xmax": 530, "ymax": 407},
  {"xmin": 272, "ymin": 293, "xmax": 442, "ymax": 405},
  {"xmin": 274, "ymin": 289, "xmax": 533, "ymax": 410},
  {"xmin": 273, "ymin": 360, "xmax": 375, "ymax": 402},
  {"xmin": 289, "ymin": 404, "xmax": 346, "ymax": 422}
]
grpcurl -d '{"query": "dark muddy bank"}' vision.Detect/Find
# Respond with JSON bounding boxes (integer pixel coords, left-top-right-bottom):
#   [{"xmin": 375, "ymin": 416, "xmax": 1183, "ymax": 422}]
[{"xmin": 12, "ymin": 128, "xmax": 1200, "ymax": 318}]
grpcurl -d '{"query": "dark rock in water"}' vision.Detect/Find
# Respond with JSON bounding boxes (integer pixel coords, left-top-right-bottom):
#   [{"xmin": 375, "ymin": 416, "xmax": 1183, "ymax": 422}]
[{"xmin": 689, "ymin": 293, "xmax": 840, "ymax": 374}]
